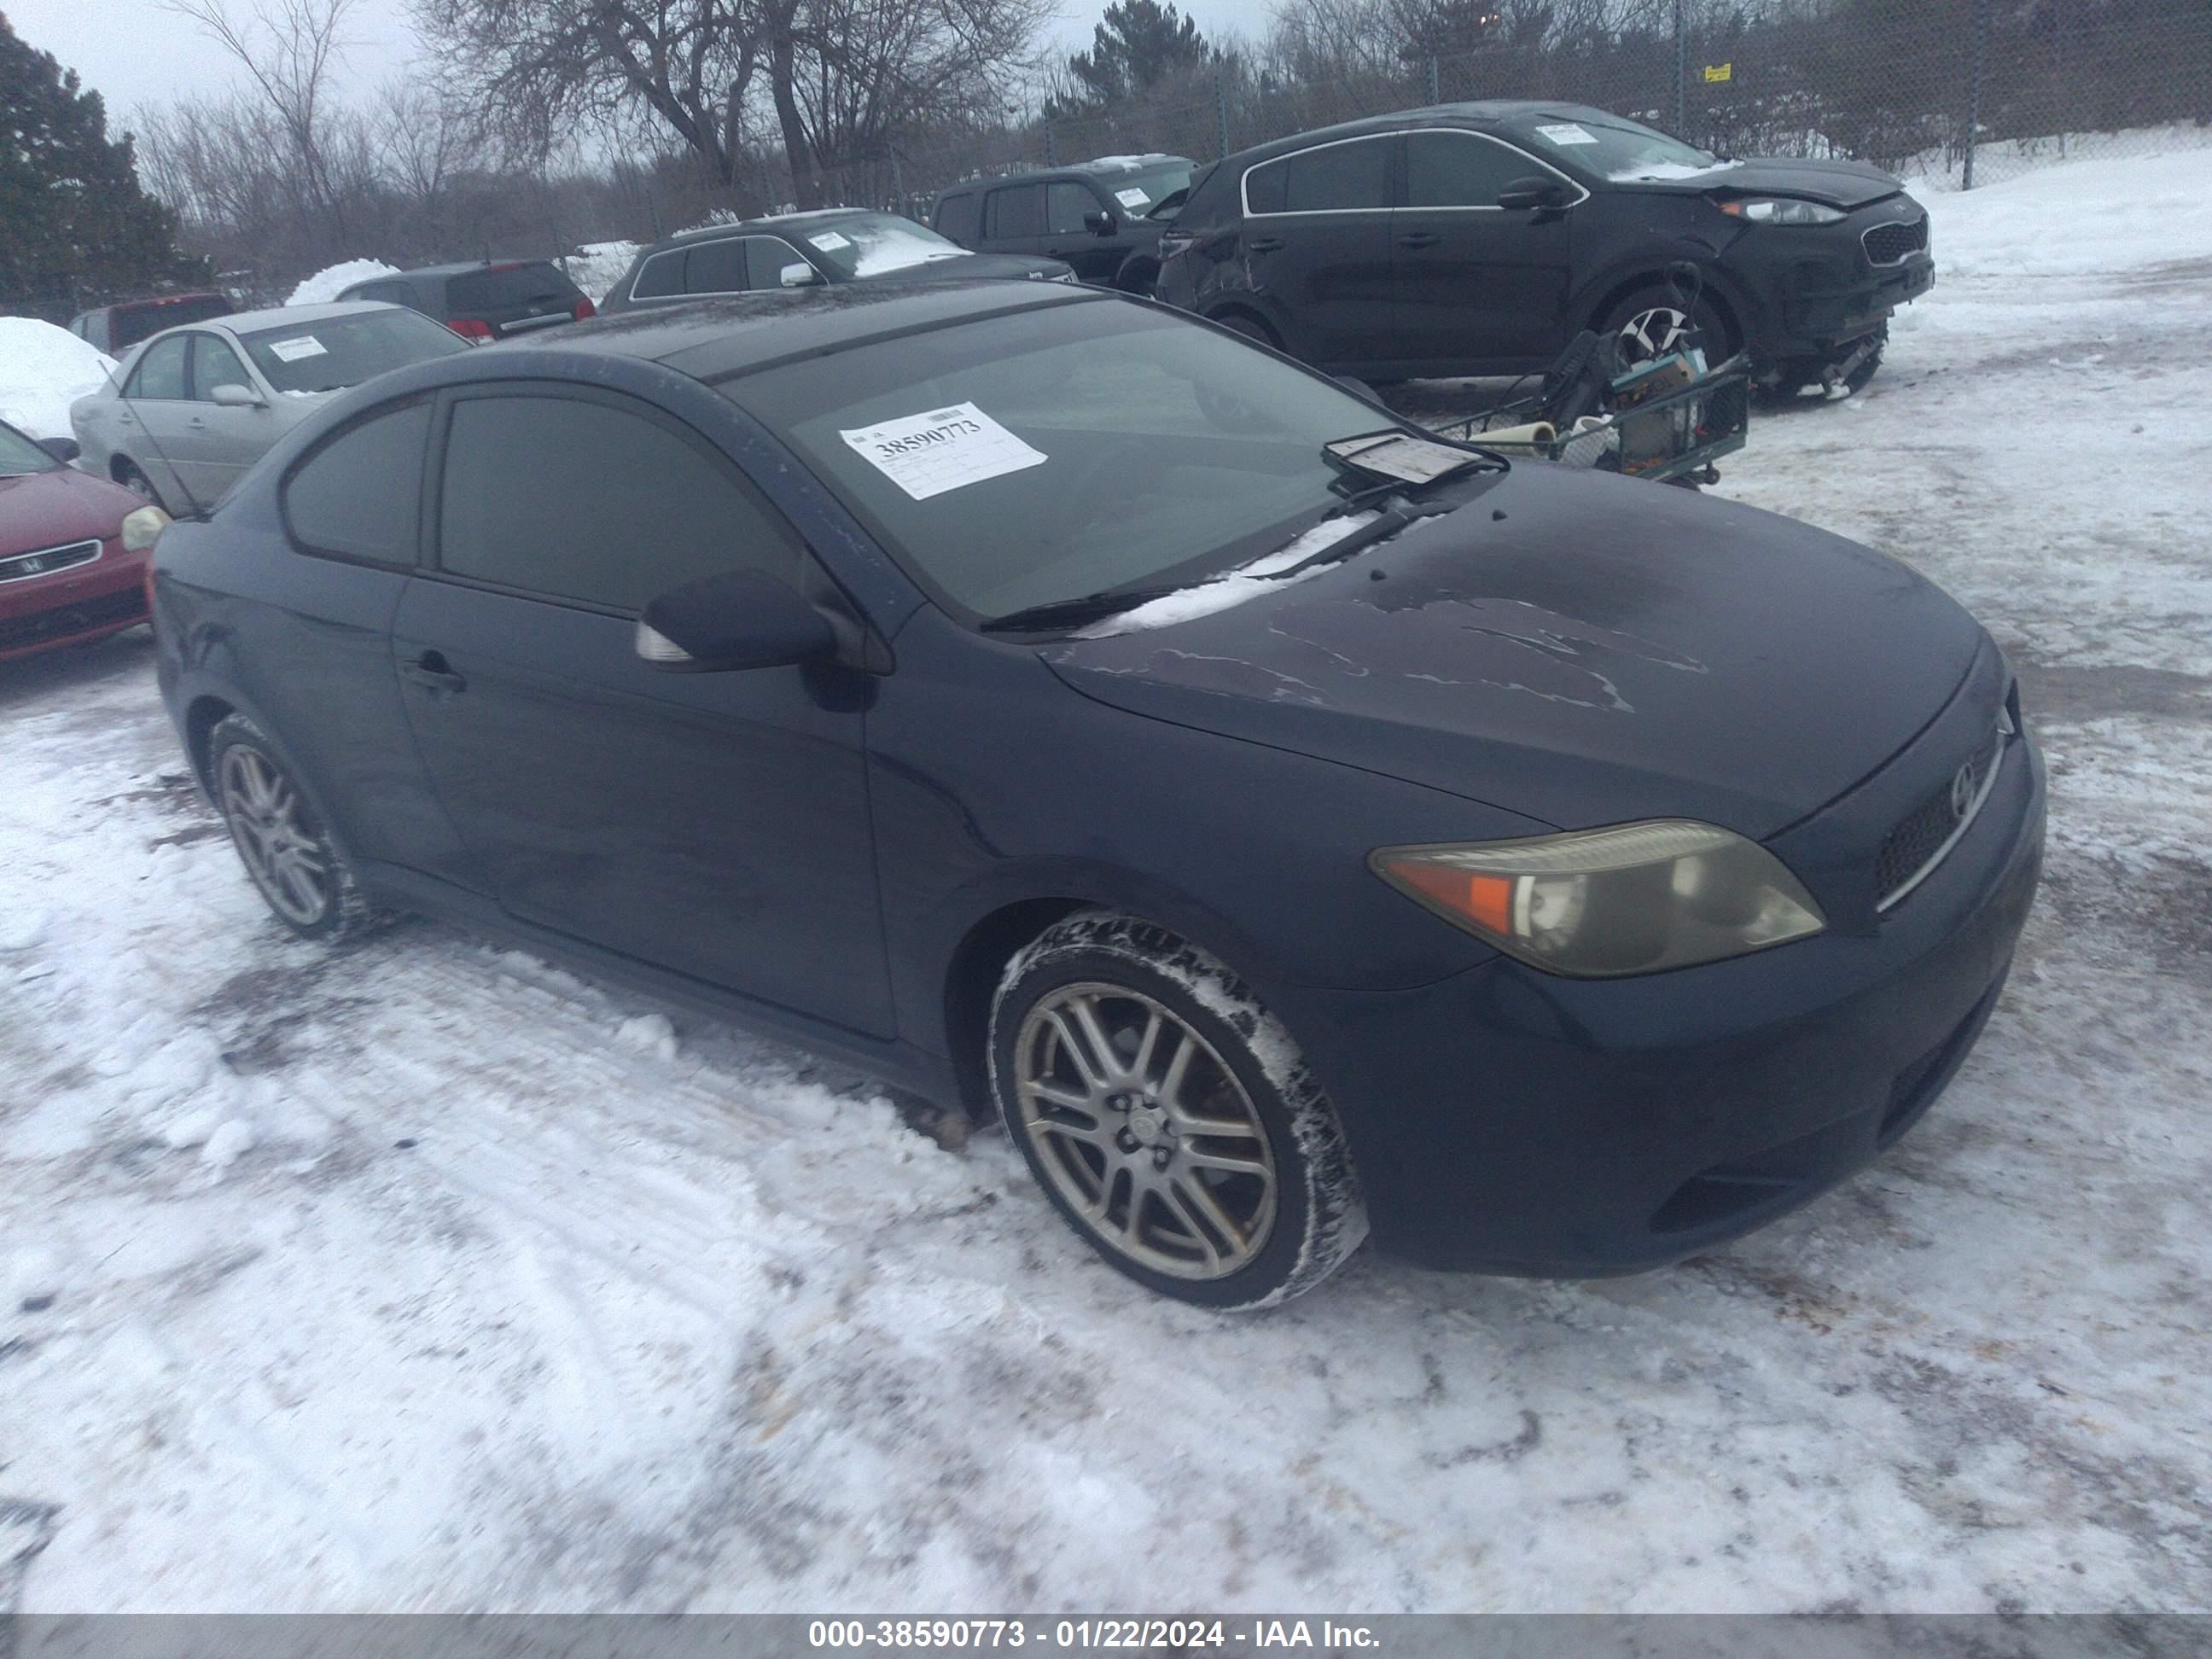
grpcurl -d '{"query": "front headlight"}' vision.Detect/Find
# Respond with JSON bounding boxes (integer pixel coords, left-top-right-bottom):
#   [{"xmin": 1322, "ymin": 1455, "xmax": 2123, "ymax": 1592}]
[
  {"xmin": 1717, "ymin": 196, "xmax": 1845, "ymax": 226},
  {"xmin": 1371, "ymin": 820, "xmax": 1826, "ymax": 977},
  {"xmin": 120, "ymin": 504, "xmax": 170, "ymax": 553}
]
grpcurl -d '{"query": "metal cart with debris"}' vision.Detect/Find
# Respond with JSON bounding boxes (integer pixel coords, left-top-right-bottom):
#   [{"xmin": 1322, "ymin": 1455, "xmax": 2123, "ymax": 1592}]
[{"xmin": 1430, "ymin": 353, "xmax": 1753, "ymax": 489}]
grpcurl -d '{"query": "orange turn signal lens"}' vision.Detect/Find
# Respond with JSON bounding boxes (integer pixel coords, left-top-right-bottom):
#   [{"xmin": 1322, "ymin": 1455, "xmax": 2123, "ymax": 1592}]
[{"xmin": 1380, "ymin": 857, "xmax": 1515, "ymax": 938}]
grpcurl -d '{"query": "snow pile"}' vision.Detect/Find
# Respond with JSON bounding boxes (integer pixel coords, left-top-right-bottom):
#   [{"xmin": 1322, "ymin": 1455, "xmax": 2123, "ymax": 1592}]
[
  {"xmin": 284, "ymin": 259, "xmax": 399, "ymax": 306},
  {"xmin": 560, "ymin": 241, "xmax": 639, "ymax": 306},
  {"xmin": 0, "ymin": 318, "xmax": 117, "ymax": 439},
  {"xmin": 1919, "ymin": 148, "xmax": 2212, "ymax": 278},
  {"xmin": 1897, "ymin": 119, "xmax": 2212, "ymax": 191}
]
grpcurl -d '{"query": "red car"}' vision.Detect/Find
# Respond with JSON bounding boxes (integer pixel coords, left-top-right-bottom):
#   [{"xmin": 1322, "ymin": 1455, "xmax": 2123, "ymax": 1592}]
[{"xmin": 0, "ymin": 419, "xmax": 152, "ymax": 662}]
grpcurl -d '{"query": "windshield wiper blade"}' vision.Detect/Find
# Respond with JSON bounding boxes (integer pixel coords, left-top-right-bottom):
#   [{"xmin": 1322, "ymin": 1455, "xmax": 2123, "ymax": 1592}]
[
  {"xmin": 1264, "ymin": 499, "xmax": 1453, "ymax": 582},
  {"xmin": 979, "ymin": 585, "xmax": 1181, "ymax": 634}
]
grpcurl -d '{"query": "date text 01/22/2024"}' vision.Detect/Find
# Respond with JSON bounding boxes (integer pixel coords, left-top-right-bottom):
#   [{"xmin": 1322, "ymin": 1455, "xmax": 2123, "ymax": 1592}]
[{"xmin": 806, "ymin": 1619, "xmax": 1382, "ymax": 1649}]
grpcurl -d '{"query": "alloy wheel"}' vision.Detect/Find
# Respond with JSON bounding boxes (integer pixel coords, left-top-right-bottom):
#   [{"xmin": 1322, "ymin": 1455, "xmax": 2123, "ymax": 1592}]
[
  {"xmin": 1619, "ymin": 305, "xmax": 1693, "ymax": 364},
  {"xmin": 1011, "ymin": 982, "xmax": 1278, "ymax": 1279},
  {"xmin": 218, "ymin": 744, "xmax": 331, "ymax": 927}
]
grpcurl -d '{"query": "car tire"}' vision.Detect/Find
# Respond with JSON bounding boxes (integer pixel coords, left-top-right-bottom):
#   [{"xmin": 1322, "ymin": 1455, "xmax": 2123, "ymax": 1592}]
[
  {"xmin": 1115, "ymin": 257, "xmax": 1161, "ymax": 297},
  {"xmin": 1601, "ymin": 285, "xmax": 1734, "ymax": 367},
  {"xmin": 115, "ymin": 460, "xmax": 166, "ymax": 513},
  {"xmin": 987, "ymin": 910, "xmax": 1367, "ymax": 1310},
  {"xmin": 208, "ymin": 714, "xmax": 381, "ymax": 940}
]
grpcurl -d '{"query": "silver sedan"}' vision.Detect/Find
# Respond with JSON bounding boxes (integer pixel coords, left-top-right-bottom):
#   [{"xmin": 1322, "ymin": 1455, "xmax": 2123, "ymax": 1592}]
[{"xmin": 69, "ymin": 301, "xmax": 470, "ymax": 514}]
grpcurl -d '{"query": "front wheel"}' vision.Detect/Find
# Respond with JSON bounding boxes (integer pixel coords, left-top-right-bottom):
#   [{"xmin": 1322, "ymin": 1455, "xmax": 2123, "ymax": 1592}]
[
  {"xmin": 1600, "ymin": 284, "xmax": 1734, "ymax": 368},
  {"xmin": 988, "ymin": 911, "xmax": 1366, "ymax": 1310}
]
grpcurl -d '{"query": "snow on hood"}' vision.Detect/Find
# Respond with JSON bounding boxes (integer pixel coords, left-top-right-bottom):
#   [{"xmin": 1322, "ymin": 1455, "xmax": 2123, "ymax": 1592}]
[
  {"xmin": 286, "ymin": 259, "xmax": 399, "ymax": 306},
  {"xmin": 1078, "ymin": 511, "xmax": 1382, "ymax": 637},
  {"xmin": 0, "ymin": 318, "xmax": 117, "ymax": 440},
  {"xmin": 1609, "ymin": 159, "xmax": 1744, "ymax": 183}
]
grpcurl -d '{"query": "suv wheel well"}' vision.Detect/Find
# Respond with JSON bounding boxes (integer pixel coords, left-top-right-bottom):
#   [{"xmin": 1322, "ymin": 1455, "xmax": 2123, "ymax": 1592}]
[
  {"xmin": 943, "ymin": 899, "xmax": 1092, "ymax": 1115},
  {"xmin": 1202, "ymin": 304, "xmax": 1280, "ymax": 347}
]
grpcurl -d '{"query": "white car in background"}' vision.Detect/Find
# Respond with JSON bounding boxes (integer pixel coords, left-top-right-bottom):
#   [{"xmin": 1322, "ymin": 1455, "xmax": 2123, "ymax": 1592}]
[{"xmin": 69, "ymin": 301, "xmax": 470, "ymax": 514}]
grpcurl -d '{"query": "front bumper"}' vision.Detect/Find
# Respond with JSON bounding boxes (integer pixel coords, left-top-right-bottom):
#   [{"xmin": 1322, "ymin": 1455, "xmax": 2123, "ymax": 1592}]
[
  {"xmin": 1276, "ymin": 717, "xmax": 2046, "ymax": 1275},
  {"xmin": 1732, "ymin": 206, "xmax": 1936, "ymax": 361},
  {"xmin": 0, "ymin": 537, "xmax": 147, "ymax": 662}
]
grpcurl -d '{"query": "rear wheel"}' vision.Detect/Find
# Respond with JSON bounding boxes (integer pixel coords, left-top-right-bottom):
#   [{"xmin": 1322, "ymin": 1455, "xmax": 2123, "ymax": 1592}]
[
  {"xmin": 115, "ymin": 460, "xmax": 166, "ymax": 513},
  {"xmin": 209, "ymin": 714, "xmax": 378, "ymax": 940},
  {"xmin": 988, "ymin": 911, "xmax": 1366, "ymax": 1310},
  {"xmin": 1209, "ymin": 309, "xmax": 1280, "ymax": 351}
]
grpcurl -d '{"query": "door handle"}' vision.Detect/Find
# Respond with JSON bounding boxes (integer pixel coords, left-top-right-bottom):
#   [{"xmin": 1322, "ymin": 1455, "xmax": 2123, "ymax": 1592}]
[
  {"xmin": 1396, "ymin": 232, "xmax": 1443, "ymax": 249},
  {"xmin": 1246, "ymin": 237, "xmax": 1284, "ymax": 253},
  {"xmin": 401, "ymin": 651, "xmax": 467, "ymax": 695}
]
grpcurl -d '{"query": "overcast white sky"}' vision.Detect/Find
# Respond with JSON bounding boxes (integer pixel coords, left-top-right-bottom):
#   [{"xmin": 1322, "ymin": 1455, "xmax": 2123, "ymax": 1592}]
[{"xmin": 10, "ymin": 0, "xmax": 1272, "ymax": 138}]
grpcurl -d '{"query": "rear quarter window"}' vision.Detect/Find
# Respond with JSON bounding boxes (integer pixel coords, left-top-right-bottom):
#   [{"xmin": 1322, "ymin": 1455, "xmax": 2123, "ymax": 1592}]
[
  {"xmin": 282, "ymin": 401, "xmax": 432, "ymax": 564},
  {"xmin": 934, "ymin": 191, "xmax": 981, "ymax": 244}
]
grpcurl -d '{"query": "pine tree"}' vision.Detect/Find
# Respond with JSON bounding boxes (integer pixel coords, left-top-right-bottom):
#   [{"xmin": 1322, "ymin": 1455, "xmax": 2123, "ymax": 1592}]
[
  {"xmin": 1051, "ymin": 0, "xmax": 1212, "ymax": 116},
  {"xmin": 0, "ymin": 13, "xmax": 203, "ymax": 319}
]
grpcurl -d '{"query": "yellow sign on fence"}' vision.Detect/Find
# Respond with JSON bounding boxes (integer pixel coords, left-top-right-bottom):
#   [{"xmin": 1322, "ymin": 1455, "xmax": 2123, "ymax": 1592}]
[{"xmin": 1703, "ymin": 61, "xmax": 1733, "ymax": 83}]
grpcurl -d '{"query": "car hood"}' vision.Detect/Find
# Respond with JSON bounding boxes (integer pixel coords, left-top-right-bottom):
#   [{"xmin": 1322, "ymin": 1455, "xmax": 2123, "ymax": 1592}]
[
  {"xmin": 866, "ymin": 253, "xmax": 1073, "ymax": 284},
  {"xmin": 1622, "ymin": 156, "xmax": 1904, "ymax": 210},
  {"xmin": 1039, "ymin": 464, "xmax": 1982, "ymax": 840},
  {"xmin": 0, "ymin": 466, "xmax": 138, "ymax": 555}
]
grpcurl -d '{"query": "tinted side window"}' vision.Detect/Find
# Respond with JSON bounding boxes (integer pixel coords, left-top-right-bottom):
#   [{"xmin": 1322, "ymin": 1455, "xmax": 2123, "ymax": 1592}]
[
  {"xmin": 126, "ymin": 335, "xmax": 190, "ymax": 399},
  {"xmin": 283, "ymin": 402, "xmax": 431, "ymax": 563},
  {"xmin": 436, "ymin": 394, "xmax": 802, "ymax": 611},
  {"xmin": 1405, "ymin": 131, "xmax": 1539, "ymax": 208},
  {"xmin": 985, "ymin": 183, "xmax": 1043, "ymax": 240},
  {"xmin": 1280, "ymin": 138, "xmax": 1391, "ymax": 212},
  {"xmin": 744, "ymin": 237, "xmax": 807, "ymax": 290},
  {"xmin": 1046, "ymin": 181, "xmax": 1096, "ymax": 236},
  {"xmin": 1243, "ymin": 159, "xmax": 1286, "ymax": 215},
  {"xmin": 189, "ymin": 335, "xmax": 252, "ymax": 400},
  {"xmin": 632, "ymin": 248, "xmax": 685, "ymax": 300},
  {"xmin": 935, "ymin": 191, "xmax": 980, "ymax": 243},
  {"xmin": 684, "ymin": 236, "xmax": 751, "ymax": 294}
]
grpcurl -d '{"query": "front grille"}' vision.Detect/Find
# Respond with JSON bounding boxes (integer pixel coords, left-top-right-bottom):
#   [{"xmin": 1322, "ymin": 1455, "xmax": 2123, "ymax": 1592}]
[
  {"xmin": 0, "ymin": 538, "xmax": 101, "ymax": 584},
  {"xmin": 1875, "ymin": 720, "xmax": 2007, "ymax": 911},
  {"xmin": 0, "ymin": 585, "xmax": 145, "ymax": 651},
  {"xmin": 1862, "ymin": 218, "xmax": 1929, "ymax": 265}
]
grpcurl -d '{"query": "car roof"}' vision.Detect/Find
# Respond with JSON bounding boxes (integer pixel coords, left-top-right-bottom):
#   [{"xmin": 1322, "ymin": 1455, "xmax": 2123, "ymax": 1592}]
[
  {"xmin": 367, "ymin": 260, "xmax": 566, "ymax": 282},
  {"xmin": 452, "ymin": 279, "xmax": 1104, "ymax": 384},
  {"xmin": 642, "ymin": 210, "xmax": 878, "ymax": 253},
  {"xmin": 1220, "ymin": 101, "xmax": 1615, "ymax": 166},
  {"xmin": 210, "ymin": 300, "xmax": 399, "ymax": 332},
  {"xmin": 934, "ymin": 155, "xmax": 1192, "ymax": 195}
]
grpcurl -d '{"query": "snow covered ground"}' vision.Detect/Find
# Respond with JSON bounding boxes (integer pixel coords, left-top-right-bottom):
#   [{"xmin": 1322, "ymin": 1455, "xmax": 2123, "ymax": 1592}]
[
  {"xmin": 0, "ymin": 319, "xmax": 117, "ymax": 440},
  {"xmin": 3, "ymin": 153, "xmax": 2210, "ymax": 1615}
]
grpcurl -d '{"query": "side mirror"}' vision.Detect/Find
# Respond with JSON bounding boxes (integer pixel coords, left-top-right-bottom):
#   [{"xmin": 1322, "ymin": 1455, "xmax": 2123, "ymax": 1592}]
[
  {"xmin": 38, "ymin": 436, "xmax": 80, "ymax": 463},
  {"xmin": 1083, "ymin": 211, "xmax": 1116, "ymax": 236},
  {"xmin": 1498, "ymin": 176, "xmax": 1569, "ymax": 212},
  {"xmin": 636, "ymin": 568, "xmax": 837, "ymax": 672},
  {"xmin": 210, "ymin": 383, "xmax": 265, "ymax": 409},
  {"xmin": 779, "ymin": 262, "xmax": 822, "ymax": 288}
]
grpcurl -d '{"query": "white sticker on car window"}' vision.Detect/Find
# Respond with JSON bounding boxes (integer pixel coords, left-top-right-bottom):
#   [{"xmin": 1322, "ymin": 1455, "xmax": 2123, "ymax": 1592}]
[
  {"xmin": 810, "ymin": 230, "xmax": 853, "ymax": 251},
  {"xmin": 1535, "ymin": 122, "xmax": 1598, "ymax": 146},
  {"xmin": 1115, "ymin": 187, "xmax": 1149, "ymax": 210},
  {"xmin": 839, "ymin": 402, "xmax": 1047, "ymax": 501},
  {"xmin": 266, "ymin": 336, "xmax": 329, "ymax": 361}
]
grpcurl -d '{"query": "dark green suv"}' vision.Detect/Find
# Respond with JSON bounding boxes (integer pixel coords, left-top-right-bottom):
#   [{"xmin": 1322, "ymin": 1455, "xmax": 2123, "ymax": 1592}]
[{"xmin": 930, "ymin": 155, "xmax": 1193, "ymax": 294}]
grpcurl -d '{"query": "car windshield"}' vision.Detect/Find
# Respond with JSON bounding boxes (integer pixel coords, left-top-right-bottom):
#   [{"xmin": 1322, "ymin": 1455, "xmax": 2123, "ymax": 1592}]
[
  {"xmin": 0, "ymin": 421, "xmax": 59, "ymax": 475},
  {"xmin": 1090, "ymin": 163, "xmax": 1192, "ymax": 216},
  {"xmin": 238, "ymin": 309, "xmax": 469, "ymax": 395},
  {"xmin": 785, "ymin": 213, "xmax": 968, "ymax": 278},
  {"xmin": 1516, "ymin": 114, "xmax": 1726, "ymax": 180},
  {"xmin": 114, "ymin": 294, "xmax": 231, "ymax": 350},
  {"xmin": 726, "ymin": 300, "xmax": 1406, "ymax": 621}
]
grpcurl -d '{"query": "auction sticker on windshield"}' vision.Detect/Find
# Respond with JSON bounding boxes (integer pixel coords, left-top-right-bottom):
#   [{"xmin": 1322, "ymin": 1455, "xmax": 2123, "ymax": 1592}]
[
  {"xmin": 267, "ymin": 337, "xmax": 329, "ymax": 362},
  {"xmin": 840, "ymin": 403, "xmax": 1048, "ymax": 500},
  {"xmin": 1535, "ymin": 123, "xmax": 1598, "ymax": 145},
  {"xmin": 1115, "ymin": 188, "xmax": 1150, "ymax": 209},
  {"xmin": 811, "ymin": 230, "xmax": 853, "ymax": 251}
]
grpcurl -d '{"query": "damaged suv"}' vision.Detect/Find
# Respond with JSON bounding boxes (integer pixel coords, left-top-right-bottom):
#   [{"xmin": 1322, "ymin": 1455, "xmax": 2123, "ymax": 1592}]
[
  {"xmin": 1155, "ymin": 101, "xmax": 1933, "ymax": 394},
  {"xmin": 153, "ymin": 282, "xmax": 2036, "ymax": 1311}
]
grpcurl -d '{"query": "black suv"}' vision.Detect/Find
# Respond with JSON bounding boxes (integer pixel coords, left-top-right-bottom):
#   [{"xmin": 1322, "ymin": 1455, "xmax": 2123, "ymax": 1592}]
[
  {"xmin": 597, "ymin": 210, "xmax": 1075, "ymax": 314},
  {"xmin": 930, "ymin": 155, "xmax": 1194, "ymax": 293},
  {"xmin": 1155, "ymin": 103, "xmax": 1932, "ymax": 393},
  {"xmin": 334, "ymin": 261, "xmax": 594, "ymax": 342}
]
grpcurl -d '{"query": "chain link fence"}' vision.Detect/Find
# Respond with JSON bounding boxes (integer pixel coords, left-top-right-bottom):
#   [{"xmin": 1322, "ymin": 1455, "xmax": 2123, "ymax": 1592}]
[{"xmin": 846, "ymin": 0, "xmax": 2211, "ymax": 218}]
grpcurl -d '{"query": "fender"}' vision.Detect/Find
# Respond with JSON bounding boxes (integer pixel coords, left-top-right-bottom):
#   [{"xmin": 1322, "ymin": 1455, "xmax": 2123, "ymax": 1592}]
[{"xmin": 1569, "ymin": 241, "xmax": 1768, "ymax": 358}]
